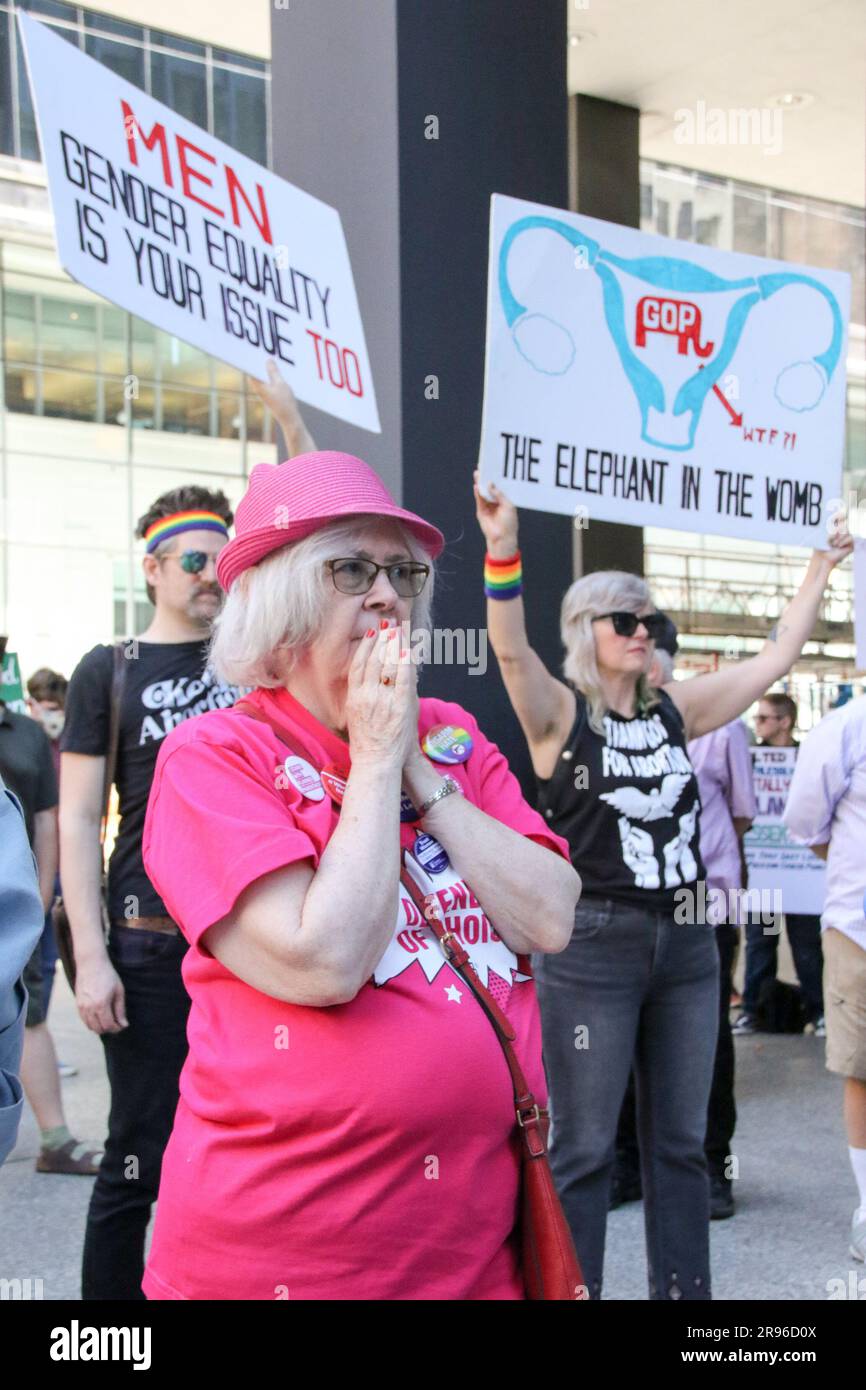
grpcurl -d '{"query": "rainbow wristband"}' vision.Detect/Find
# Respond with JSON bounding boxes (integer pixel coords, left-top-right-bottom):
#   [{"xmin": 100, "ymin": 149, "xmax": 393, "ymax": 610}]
[{"xmin": 484, "ymin": 550, "xmax": 523, "ymax": 600}]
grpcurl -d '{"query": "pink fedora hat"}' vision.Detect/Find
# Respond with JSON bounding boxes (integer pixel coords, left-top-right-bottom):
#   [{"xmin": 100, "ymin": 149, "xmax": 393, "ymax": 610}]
[{"xmin": 216, "ymin": 452, "xmax": 445, "ymax": 592}]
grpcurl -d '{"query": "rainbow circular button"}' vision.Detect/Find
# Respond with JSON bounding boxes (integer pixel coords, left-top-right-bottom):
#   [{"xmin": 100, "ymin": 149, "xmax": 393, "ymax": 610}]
[{"xmin": 422, "ymin": 724, "xmax": 474, "ymax": 765}]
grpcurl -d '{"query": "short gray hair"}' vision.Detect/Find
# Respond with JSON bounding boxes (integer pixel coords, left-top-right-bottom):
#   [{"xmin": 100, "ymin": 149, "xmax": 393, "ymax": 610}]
[
  {"xmin": 561, "ymin": 569, "xmax": 661, "ymax": 734},
  {"xmin": 209, "ymin": 517, "xmax": 435, "ymax": 688}
]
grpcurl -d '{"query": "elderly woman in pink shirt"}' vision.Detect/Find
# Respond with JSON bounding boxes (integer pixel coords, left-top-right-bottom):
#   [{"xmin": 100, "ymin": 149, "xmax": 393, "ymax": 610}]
[{"xmin": 141, "ymin": 451, "xmax": 580, "ymax": 1301}]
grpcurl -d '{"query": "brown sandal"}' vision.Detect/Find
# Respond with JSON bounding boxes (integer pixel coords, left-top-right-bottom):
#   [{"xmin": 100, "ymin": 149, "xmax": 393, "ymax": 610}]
[{"xmin": 36, "ymin": 1139, "xmax": 103, "ymax": 1175}]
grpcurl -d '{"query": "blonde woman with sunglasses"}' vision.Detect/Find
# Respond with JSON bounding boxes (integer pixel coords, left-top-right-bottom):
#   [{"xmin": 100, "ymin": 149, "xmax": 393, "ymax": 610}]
[{"xmin": 474, "ymin": 472, "xmax": 851, "ymax": 1301}]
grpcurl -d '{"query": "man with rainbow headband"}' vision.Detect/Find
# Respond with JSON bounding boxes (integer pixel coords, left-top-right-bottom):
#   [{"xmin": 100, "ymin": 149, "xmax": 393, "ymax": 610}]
[{"xmin": 59, "ymin": 484, "xmax": 244, "ymax": 1301}]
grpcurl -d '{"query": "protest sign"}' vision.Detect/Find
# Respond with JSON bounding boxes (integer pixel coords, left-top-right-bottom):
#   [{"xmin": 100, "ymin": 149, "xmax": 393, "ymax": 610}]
[
  {"xmin": 0, "ymin": 651, "xmax": 27, "ymax": 714},
  {"xmin": 478, "ymin": 193, "xmax": 849, "ymax": 545},
  {"xmin": 743, "ymin": 746, "xmax": 826, "ymax": 915},
  {"xmin": 18, "ymin": 14, "xmax": 379, "ymax": 432}
]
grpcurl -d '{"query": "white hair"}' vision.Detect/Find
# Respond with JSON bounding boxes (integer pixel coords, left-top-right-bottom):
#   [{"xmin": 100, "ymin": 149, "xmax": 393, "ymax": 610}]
[
  {"xmin": 209, "ymin": 516, "xmax": 434, "ymax": 688},
  {"xmin": 560, "ymin": 569, "xmax": 661, "ymax": 735}
]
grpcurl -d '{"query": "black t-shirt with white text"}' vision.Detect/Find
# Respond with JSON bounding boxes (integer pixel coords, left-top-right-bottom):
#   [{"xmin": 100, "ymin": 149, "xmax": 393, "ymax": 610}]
[
  {"xmin": 537, "ymin": 689, "xmax": 705, "ymax": 913},
  {"xmin": 61, "ymin": 641, "xmax": 243, "ymax": 921}
]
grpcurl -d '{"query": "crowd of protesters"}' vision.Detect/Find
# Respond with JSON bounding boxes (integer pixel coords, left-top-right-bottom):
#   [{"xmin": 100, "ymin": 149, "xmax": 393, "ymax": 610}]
[{"xmin": 1, "ymin": 372, "xmax": 864, "ymax": 1300}]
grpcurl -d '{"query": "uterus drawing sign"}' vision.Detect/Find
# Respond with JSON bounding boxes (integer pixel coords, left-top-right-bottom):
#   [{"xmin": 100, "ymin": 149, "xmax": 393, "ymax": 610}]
[{"xmin": 496, "ymin": 209, "xmax": 846, "ymax": 453}]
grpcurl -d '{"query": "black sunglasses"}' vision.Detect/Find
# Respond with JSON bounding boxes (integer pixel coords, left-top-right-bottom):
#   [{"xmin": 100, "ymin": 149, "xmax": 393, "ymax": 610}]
[
  {"xmin": 593, "ymin": 610, "xmax": 667, "ymax": 641},
  {"xmin": 327, "ymin": 557, "xmax": 430, "ymax": 598}
]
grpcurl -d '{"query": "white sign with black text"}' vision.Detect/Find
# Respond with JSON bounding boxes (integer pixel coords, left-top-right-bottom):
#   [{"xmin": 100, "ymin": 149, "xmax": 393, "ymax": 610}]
[
  {"xmin": 478, "ymin": 193, "xmax": 849, "ymax": 546},
  {"xmin": 18, "ymin": 13, "xmax": 380, "ymax": 431}
]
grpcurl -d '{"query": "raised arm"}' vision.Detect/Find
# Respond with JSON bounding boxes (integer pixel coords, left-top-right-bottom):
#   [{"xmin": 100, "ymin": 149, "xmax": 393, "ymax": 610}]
[
  {"xmin": 473, "ymin": 473, "xmax": 575, "ymax": 776},
  {"xmin": 250, "ymin": 360, "xmax": 317, "ymax": 456},
  {"xmin": 667, "ymin": 527, "xmax": 853, "ymax": 741}
]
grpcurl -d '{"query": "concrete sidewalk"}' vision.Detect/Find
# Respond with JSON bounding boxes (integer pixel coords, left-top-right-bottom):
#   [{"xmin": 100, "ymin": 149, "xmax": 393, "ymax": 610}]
[{"xmin": 1, "ymin": 969, "xmax": 862, "ymax": 1301}]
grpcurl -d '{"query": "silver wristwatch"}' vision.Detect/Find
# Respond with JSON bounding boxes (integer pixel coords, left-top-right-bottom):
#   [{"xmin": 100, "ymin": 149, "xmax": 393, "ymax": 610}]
[{"xmin": 417, "ymin": 775, "xmax": 462, "ymax": 817}]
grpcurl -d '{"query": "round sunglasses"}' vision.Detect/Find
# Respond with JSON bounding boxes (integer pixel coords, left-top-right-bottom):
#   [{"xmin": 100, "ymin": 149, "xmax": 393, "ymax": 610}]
[
  {"xmin": 327, "ymin": 557, "xmax": 430, "ymax": 598},
  {"xmin": 157, "ymin": 549, "xmax": 218, "ymax": 575},
  {"xmin": 592, "ymin": 610, "xmax": 667, "ymax": 641}
]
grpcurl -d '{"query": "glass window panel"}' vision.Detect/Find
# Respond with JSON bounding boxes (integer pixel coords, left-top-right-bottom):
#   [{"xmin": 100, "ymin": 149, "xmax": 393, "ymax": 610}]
[
  {"xmin": 160, "ymin": 386, "xmax": 210, "ymax": 434},
  {"xmin": 150, "ymin": 52, "xmax": 206, "ymax": 129},
  {"xmin": 103, "ymin": 374, "xmax": 129, "ymax": 428},
  {"xmin": 212, "ymin": 49, "xmax": 266, "ymax": 72},
  {"xmin": 84, "ymin": 34, "xmax": 145, "ymax": 91},
  {"xmin": 131, "ymin": 381, "xmax": 157, "ymax": 429},
  {"xmin": 155, "ymin": 332, "xmax": 210, "ymax": 388},
  {"xmin": 16, "ymin": 0, "xmax": 78, "ymax": 20},
  {"xmin": 675, "ymin": 200, "xmax": 693, "ymax": 240},
  {"xmin": 216, "ymin": 392, "xmax": 242, "ymax": 439},
  {"xmin": 769, "ymin": 201, "xmax": 807, "ymax": 263},
  {"xmin": 148, "ymin": 30, "xmax": 205, "ymax": 57},
  {"xmin": 733, "ymin": 191, "xmax": 767, "ymax": 256},
  {"xmin": 244, "ymin": 392, "xmax": 268, "ymax": 443},
  {"xmin": 42, "ymin": 368, "xmax": 98, "ymax": 421},
  {"xmin": 4, "ymin": 288, "xmax": 37, "ymax": 360},
  {"xmin": 639, "ymin": 180, "xmax": 653, "ymax": 227},
  {"xmin": 83, "ymin": 12, "xmax": 143, "ymax": 40},
  {"xmin": 131, "ymin": 318, "xmax": 157, "ymax": 379},
  {"xmin": 4, "ymin": 365, "xmax": 37, "ymax": 413},
  {"xmin": 0, "ymin": 12, "xmax": 13, "ymax": 157},
  {"xmin": 213, "ymin": 360, "xmax": 243, "ymax": 392},
  {"xmin": 101, "ymin": 306, "xmax": 127, "ymax": 376},
  {"xmin": 213, "ymin": 68, "xmax": 267, "ymax": 165},
  {"xmin": 40, "ymin": 297, "xmax": 98, "ymax": 370}
]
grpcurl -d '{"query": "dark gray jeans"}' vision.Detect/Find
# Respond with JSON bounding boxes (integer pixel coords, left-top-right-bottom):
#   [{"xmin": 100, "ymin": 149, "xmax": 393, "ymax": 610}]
[{"xmin": 533, "ymin": 896, "xmax": 719, "ymax": 1301}]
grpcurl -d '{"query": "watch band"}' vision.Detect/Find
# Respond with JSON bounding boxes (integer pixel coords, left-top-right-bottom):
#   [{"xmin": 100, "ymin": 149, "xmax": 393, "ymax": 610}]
[{"xmin": 417, "ymin": 775, "xmax": 462, "ymax": 818}]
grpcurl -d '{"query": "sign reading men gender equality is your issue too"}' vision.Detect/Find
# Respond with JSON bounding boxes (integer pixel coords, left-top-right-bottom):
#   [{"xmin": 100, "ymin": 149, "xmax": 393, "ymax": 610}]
[
  {"xmin": 18, "ymin": 14, "xmax": 380, "ymax": 432},
  {"xmin": 478, "ymin": 193, "xmax": 849, "ymax": 545}
]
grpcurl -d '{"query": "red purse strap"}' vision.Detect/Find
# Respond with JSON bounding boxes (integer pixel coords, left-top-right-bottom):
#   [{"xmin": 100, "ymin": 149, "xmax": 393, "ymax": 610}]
[{"xmin": 231, "ymin": 698, "xmax": 550, "ymax": 1160}]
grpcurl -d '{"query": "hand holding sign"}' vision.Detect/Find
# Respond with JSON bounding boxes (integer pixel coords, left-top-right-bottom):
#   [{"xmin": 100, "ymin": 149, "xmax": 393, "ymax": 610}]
[
  {"xmin": 251, "ymin": 362, "xmax": 317, "ymax": 457},
  {"xmin": 473, "ymin": 471, "xmax": 519, "ymax": 558}
]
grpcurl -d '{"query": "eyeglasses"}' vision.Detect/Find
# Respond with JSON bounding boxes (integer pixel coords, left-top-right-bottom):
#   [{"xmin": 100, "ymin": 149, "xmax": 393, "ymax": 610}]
[
  {"xmin": 158, "ymin": 550, "xmax": 218, "ymax": 575},
  {"xmin": 327, "ymin": 557, "xmax": 430, "ymax": 598},
  {"xmin": 592, "ymin": 611, "xmax": 667, "ymax": 641}
]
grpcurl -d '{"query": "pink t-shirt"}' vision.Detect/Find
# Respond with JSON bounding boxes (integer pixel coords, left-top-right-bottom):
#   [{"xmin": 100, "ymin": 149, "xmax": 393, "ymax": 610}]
[{"xmin": 141, "ymin": 686, "xmax": 569, "ymax": 1301}]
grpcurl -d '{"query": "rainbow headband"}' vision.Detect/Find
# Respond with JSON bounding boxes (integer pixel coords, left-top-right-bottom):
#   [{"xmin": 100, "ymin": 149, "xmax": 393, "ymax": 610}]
[{"xmin": 144, "ymin": 511, "xmax": 229, "ymax": 553}]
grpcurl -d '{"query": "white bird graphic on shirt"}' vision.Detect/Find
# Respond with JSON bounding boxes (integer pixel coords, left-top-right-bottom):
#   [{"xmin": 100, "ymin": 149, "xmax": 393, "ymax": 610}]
[{"xmin": 600, "ymin": 773, "xmax": 690, "ymax": 822}]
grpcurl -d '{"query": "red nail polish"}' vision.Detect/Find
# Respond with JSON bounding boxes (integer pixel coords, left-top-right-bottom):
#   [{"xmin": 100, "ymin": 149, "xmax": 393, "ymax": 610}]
[
  {"xmin": 380, "ymin": 619, "xmax": 389, "ymax": 630},
  {"xmin": 387, "ymin": 629, "xmax": 398, "ymax": 639},
  {"xmin": 365, "ymin": 628, "xmax": 375, "ymax": 638}
]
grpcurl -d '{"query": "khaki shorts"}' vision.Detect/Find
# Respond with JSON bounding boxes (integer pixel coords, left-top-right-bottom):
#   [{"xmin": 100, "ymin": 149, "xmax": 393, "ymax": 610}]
[{"xmin": 823, "ymin": 928, "xmax": 866, "ymax": 1081}]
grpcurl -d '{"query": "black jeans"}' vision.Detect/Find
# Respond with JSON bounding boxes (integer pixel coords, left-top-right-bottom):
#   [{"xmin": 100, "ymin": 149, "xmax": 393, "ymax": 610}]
[
  {"xmin": 81, "ymin": 925, "xmax": 190, "ymax": 1301},
  {"xmin": 533, "ymin": 898, "xmax": 719, "ymax": 1301},
  {"xmin": 704, "ymin": 925, "xmax": 736, "ymax": 1177},
  {"xmin": 742, "ymin": 913, "xmax": 824, "ymax": 1022},
  {"xmin": 617, "ymin": 925, "xmax": 737, "ymax": 1182}
]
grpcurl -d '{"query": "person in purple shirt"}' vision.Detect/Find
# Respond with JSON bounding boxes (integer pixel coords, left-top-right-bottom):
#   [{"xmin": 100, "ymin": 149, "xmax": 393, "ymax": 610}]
[{"xmin": 687, "ymin": 715, "xmax": 757, "ymax": 1219}]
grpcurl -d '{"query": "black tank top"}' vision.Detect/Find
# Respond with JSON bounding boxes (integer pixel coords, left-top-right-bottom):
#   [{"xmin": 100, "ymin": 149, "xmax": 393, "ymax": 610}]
[{"xmin": 537, "ymin": 689, "xmax": 705, "ymax": 913}]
